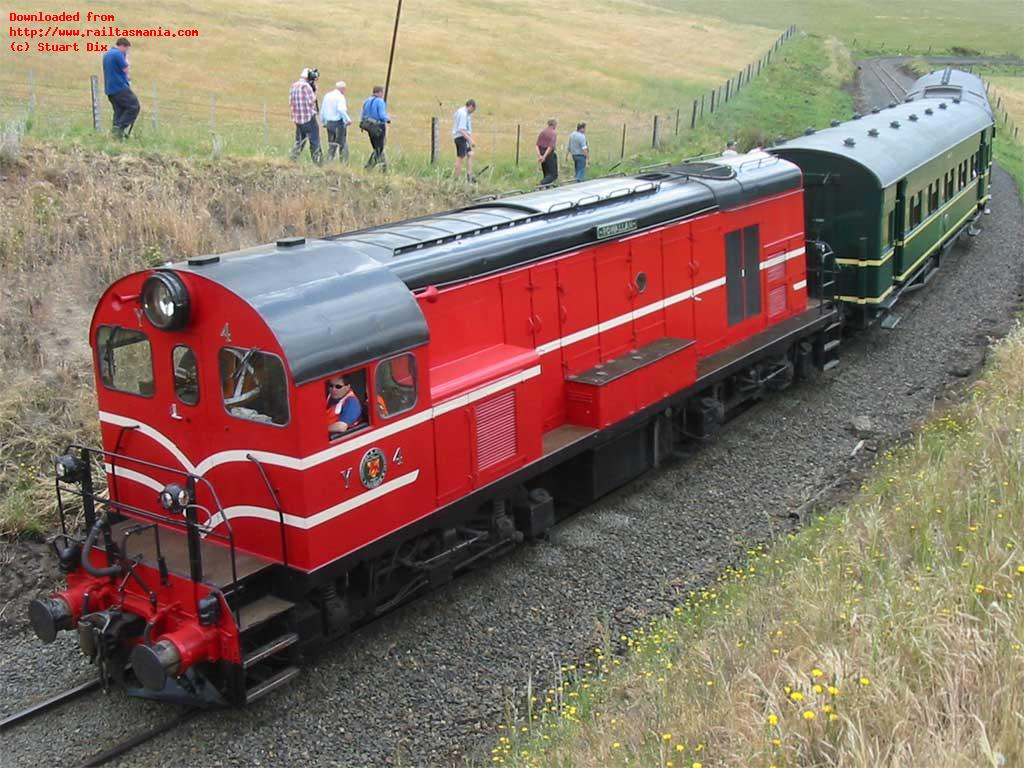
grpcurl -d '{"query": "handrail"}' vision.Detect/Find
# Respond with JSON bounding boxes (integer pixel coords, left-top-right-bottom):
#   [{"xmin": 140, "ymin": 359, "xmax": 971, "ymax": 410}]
[{"xmin": 246, "ymin": 454, "xmax": 289, "ymax": 570}]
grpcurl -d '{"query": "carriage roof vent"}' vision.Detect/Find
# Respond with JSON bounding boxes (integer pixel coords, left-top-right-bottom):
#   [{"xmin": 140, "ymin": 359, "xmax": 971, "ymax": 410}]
[
  {"xmin": 804, "ymin": 127, "xmax": 816, "ymax": 135},
  {"xmin": 952, "ymin": 97, "xmax": 961, "ymax": 104},
  {"xmin": 888, "ymin": 101, "xmax": 898, "ymax": 109},
  {"xmin": 924, "ymin": 108, "xmax": 934, "ymax": 115},
  {"xmin": 939, "ymin": 102, "xmax": 948, "ymax": 109},
  {"xmin": 890, "ymin": 121, "xmax": 900, "ymax": 129},
  {"xmin": 871, "ymin": 107, "xmax": 880, "ymax": 114},
  {"xmin": 852, "ymin": 112, "xmax": 862, "ymax": 120},
  {"xmin": 908, "ymin": 113, "xmax": 919, "ymax": 121},
  {"xmin": 277, "ymin": 236, "xmax": 306, "ymax": 248},
  {"xmin": 868, "ymin": 128, "xmax": 880, "ymax": 137},
  {"xmin": 905, "ymin": 95, "xmax": 914, "ymax": 102},
  {"xmin": 830, "ymin": 119, "xmax": 841, "ymax": 127},
  {"xmin": 843, "ymin": 137, "xmax": 856, "ymax": 147},
  {"xmin": 188, "ymin": 254, "xmax": 220, "ymax": 266}
]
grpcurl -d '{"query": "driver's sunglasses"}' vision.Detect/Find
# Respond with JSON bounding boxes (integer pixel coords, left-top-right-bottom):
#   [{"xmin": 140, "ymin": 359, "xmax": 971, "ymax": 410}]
[{"xmin": 330, "ymin": 383, "xmax": 347, "ymax": 389}]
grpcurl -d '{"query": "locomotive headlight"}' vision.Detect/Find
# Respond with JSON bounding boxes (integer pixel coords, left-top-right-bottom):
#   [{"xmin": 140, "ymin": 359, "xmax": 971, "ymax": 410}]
[
  {"xmin": 55, "ymin": 454, "xmax": 86, "ymax": 483},
  {"xmin": 141, "ymin": 271, "xmax": 190, "ymax": 331},
  {"xmin": 158, "ymin": 482, "xmax": 190, "ymax": 511}
]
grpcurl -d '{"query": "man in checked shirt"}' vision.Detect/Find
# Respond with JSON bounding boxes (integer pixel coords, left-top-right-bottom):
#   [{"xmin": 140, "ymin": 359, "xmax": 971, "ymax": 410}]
[{"xmin": 289, "ymin": 68, "xmax": 323, "ymax": 165}]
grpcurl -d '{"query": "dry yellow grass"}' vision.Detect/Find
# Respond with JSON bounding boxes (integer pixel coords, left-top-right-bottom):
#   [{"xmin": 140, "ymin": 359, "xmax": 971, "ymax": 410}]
[
  {"xmin": 495, "ymin": 326, "xmax": 1024, "ymax": 766},
  {"xmin": 2, "ymin": 0, "xmax": 780, "ymax": 158},
  {"xmin": 0, "ymin": 146, "xmax": 469, "ymax": 532},
  {"xmin": 988, "ymin": 75, "xmax": 1024, "ymax": 132}
]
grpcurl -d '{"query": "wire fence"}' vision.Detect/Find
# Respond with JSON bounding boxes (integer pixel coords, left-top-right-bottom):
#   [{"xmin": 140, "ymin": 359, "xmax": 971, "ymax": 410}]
[
  {"xmin": 0, "ymin": 26, "xmax": 801, "ymax": 170},
  {"xmin": 982, "ymin": 80, "xmax": 1023, "ymax": 145}
]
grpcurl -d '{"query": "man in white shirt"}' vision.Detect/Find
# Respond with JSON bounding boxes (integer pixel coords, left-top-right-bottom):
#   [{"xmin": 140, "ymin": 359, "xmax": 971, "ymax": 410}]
[
  {"xmin": 452, "ymin": 98, "xmax": 476, "ymax": 180},
  {"xmin": 721, "ymin": 139, "xmax": 739, "ymax": 157},
  {"xmin": 321, "ymin": 81, "xmax": 352, "ymax": 162}
]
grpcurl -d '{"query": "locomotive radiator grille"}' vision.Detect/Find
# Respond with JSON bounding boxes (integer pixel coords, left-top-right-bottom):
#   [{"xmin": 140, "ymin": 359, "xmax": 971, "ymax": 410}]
[{"xmin": 475, "ymin": 390, "xmax": 518, "ymax": 470}]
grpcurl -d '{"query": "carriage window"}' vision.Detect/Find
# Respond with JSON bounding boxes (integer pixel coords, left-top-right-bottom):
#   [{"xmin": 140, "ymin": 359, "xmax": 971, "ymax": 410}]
[
  {"xmin": 944, "ymin": 171, "xmax": 955, "ymax": 200},
  {"xmin": 172, "ymin": 345, "xmax": 199, "ymax": 405},
  {"xmin": 885, "ymin": 209, "xmax": 896, "ymax": 246},
  {"xmin": 97, "ymin": 326, "xmax": 154, "ymax": 397},
  {"xmin": 375, "ymin": 354, "xmax": 418, "ymax": 420},
  {"xmin": 219, "ymin": 347, "xmax": 289, "ymax": 426},
  {"xmin": 927, "ymin": 180, "xmax": 939, "ymax": 214},
  {"xmin": 325, "ymin": 369, "xmax": 368, "ymax": 440},
  {"xmin": 909, "ymin": 191, "xmax": 923, "ymax": 229}
]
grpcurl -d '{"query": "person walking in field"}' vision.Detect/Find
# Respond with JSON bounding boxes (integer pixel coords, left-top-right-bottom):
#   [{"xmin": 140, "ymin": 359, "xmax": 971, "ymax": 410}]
[
  {"xmin": 537, "ymin": 118, "xmax": 559, "ymax": 186},
  {"xmin": 289, "ymin": 68, "xmax": 323, "ymax": 165},
  {"xmin": 452, "ymin": 98, "xmax": 476, "ymax": 181},
  {"xmin": 102, "ymin": 38, "xmax": 140, "ymax": 139},
  {"xmin": 320, "ymin": 80, "xmax": 351, "ymax": 162},
  {"xmin": 360, "ymin": 85, "xmax": 391, "ymax": 169},
  {"xmin": 568, "ymin": 122, "xmax": 589, "ymax": 182}
]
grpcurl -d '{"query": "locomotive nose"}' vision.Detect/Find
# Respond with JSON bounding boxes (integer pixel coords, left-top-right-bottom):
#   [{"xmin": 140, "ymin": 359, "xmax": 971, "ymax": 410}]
[{"xmin": 28, "ymin": 597, "xmax": 73, "ymax": 643}]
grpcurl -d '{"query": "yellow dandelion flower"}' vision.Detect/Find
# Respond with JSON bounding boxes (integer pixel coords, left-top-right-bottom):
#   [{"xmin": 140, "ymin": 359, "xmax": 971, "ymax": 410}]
[
  {"xmin": 767, "ymin": 714, "xmax": 779, "ymax": 726},
  {"xmin": 975, "ymin": 584, "xmax": 986, "ymax": 594},
  {"xmin": 829, "ymin": 713, "xmax": 839, "ymax": 722},
  {"xmin": 1016, "ymin": 564, "xmax": 1024, "ymax": 575},
  {"xmin": 772, "ymin": 738, "xmax": 782, "ymax": 747},
  {"xmin": 827, "ymin": 685, "xmax": 839, "ymax": 696},
  {"xmin": 663, "ymin": 734, "xmax": 672, "ymax": 741},
  {"xmin": 692, "ymin": 762, "xmax": 703, "ymax": 768},
  {"xmin": 790, "ymin": 691, "xmax": 804, "ymax": 702},
  {"xmin": 858, "ymin": 677, "xmax": 870, "ymax": 687},
  {"xmin": 612, "ymin": 742, "xmax": 622, "ymax": 749},
  {"xmin": 675, "ymin": 744, "xmax": 685, "ymax": 752},
  {"xmin": 811, "ymin": 668, "xmax": 824, "ymax": 678},
  {"xmin": 822, "ymin": 704, "xmax": 832, "ymax": 713},
  {"xmin": 802, "ymin": 710, "xmax": 816, "ymax": 720},
  {"xmin": 813, "ymin": 684, "xmax": 824, "ymax": 694}
]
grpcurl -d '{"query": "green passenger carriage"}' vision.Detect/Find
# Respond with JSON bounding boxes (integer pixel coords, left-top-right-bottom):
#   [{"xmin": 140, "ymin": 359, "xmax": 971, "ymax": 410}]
[{"xmin": 770, "ymin": 69, "xmax": 995, "ymax": 324}]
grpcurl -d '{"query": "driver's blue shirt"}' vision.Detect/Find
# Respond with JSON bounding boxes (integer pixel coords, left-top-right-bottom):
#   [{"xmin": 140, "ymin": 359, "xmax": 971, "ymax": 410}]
[{"xmin": 327, "ymin": 393, "xmax": 361, "ymax": 427}]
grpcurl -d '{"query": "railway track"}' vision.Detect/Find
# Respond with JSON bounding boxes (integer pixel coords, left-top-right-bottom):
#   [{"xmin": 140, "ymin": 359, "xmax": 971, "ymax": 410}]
[
  {"xmin": 0, "ymin": 677, "xmax": 198, "ymax": 767},
  {"xmin": 864, "ymin": 59, "xmax": 909, "ymax": 103}
]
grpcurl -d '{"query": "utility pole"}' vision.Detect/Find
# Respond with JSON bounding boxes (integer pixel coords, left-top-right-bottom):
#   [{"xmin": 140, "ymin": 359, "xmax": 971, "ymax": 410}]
[{"xmin": 384, "ymin": 0, "xmax": 404, "ymax": 101}]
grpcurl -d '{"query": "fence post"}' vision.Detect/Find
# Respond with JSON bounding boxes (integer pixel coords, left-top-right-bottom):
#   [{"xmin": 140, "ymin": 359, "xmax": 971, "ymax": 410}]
[
  {"xmin": 690, "ymin": 99, "xmax": 698, "ymax": 129},
  {"xmin": 515, "ymin": 123, "xmax": 521, "ymax": 166},
  {"xmin": 620, "ymin": 123, "xmax": 626, "ymax": 159},
  {"xmin": 725, "ymin": 80, "xmax": 731, "ymax": 103},
  {"xmin": 710, "ymin": 89, "xmax": 716, "ymax": 114},
  {"xmin": 757, "ymin": 59, "xmax": 762, "ymax": 76},
  {"xmin": 675, "ymin": 108, "xmax": 680, "ymax": 135},
  {"xmin": 652, "ymin": 115, "xmax": 659, "ymax": 149},
  {"xmin": 430, "ymin": 116, "xmax": 438, "ymax": 164},
  {"xmin": 699, "ymin": 93, "xmax": 705, "ymax": 119},
  {"xmin": 89, "ymin": 75, "xmax": 100, "ymax": 131}
]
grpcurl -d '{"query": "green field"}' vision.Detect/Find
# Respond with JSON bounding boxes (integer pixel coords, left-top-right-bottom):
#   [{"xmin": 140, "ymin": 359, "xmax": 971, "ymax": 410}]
[
  {"xmin": 2, "ymin": 0, "xmax": 783, "ymax": 165},
  {"xmin": 657, "ymin": 0, "xmax": 1024, "ymax": 57}
]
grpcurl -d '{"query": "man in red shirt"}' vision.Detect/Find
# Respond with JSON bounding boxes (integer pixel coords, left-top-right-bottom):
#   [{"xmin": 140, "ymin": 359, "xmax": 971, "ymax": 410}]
[{"xmin": 537, "ymin": 118, "xmax": 559, "ymax": 186}]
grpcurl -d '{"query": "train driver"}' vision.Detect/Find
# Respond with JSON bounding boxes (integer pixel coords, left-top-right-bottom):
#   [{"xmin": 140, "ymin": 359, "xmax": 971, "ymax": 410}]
[{"xmin": 326, "ymin": 375, "xmax": 363, "ymax": 437}]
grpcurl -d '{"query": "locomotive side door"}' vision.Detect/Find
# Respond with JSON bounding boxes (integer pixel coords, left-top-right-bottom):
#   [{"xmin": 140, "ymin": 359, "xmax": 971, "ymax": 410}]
[
  {"xmin": 594, "ymin": 241, "xmax": 634, "ymax": 361},
  {"xmin": 629, "ymin": 232, "xmax": 666, "ymax": 348},
  {"xmin": 556, "ymin": 251, "xmax": 600, "ymax": 377},
  {"xmin": 661, "ymin": 224, "xmax": 696, "ymax": 342},
  {"xmin": 690, "ymin": 223, "xmax": 726, "ymax": 355}
]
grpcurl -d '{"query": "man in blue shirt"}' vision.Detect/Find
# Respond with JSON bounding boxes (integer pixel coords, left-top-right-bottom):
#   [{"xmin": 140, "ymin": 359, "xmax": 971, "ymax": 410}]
[
  {"xmin": 326, "ymin": 376, "xmax": 363, "ymax": 438},
  {"xmin": 360, "ymin": 85, "xmax": 391, "ymax": 169},
  {"xmin": 102, "ymin": 38, "xmax": 140, "ymax": 139}
]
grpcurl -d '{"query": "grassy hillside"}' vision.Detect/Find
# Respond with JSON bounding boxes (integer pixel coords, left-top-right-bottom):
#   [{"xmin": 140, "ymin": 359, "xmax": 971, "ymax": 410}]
[
  {"xmin": 657, "ymin": 0, "xmax": 1024, "ymax": 57},
  {"xmin": 1, "ymin": 0, "xmax": 781, "ymax": 164},
  {"xmin": 491, "ymin": 323, "xmax": 1024, "ymax": 768}
]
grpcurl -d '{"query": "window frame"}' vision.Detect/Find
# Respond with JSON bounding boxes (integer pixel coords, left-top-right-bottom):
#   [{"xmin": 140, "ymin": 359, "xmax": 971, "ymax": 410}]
[
  {"xmin": 171, "ymin": 344, "xmax": 200, "ymax": 406},
  {"xmin": 218, "ymin": 346, "xmax": 291, "ymax": 428},
  {"xmin": 373, "ymin": 352, "xmax": 420, "ymax": 421},
  {"xmin": 908, "ymin": 191, "xmax": 923, "ymax": 229},
  {"xmin": 96, "ymin": 324, "xmax": 155, "ymax": 399}
]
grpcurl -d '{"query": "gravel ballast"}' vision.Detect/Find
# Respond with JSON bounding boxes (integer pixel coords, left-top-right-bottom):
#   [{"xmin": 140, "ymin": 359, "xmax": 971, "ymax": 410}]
[{"xmin": 2, "ymin": 66, "xmax": 1021, "ymax": 768}]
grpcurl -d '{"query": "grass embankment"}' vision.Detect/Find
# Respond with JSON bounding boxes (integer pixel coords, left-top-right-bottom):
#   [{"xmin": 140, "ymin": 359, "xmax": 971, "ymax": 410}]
[
  {"xmin": 0, "ymin": 148, "xmax": 469, "ymax": 534},
  {"xmin": 492, "ymin": 327, "xmax": 1024, "ymax": 766},
  {"xmin": 1, "ymin": 0, "xmax": 778, "ymax": 167}
]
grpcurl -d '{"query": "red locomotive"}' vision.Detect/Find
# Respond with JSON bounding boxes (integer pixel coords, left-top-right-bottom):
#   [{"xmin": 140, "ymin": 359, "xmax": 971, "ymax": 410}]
[{"xmin": 31, "ymin": 153, "xmax": 841, "ymax": 705}]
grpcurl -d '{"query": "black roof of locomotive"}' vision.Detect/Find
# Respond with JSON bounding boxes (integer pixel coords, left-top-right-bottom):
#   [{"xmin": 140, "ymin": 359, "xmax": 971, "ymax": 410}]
[
  {"xmin": 179, "ymin": 239, "xmax": 429, "ymax": 385},
  {"xmin": 327, "ymin": 154, "xmax": 800, "ymax": 290},
  {"xmin": 769, "ymin": 68, "xmax": 994, "ymax": 188},
  {"xmin": 178, "ymin": 155, "xmax": 800, "ymax": 382}
]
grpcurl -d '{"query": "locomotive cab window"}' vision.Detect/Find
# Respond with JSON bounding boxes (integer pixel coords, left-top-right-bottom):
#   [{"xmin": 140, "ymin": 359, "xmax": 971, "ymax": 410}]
[
  {"xmin": 326, "ymin": 369, "xmax": 368, "ymax": 439},
  {"xmin": 219, "ymin": 347, "xmax": 289, "ymax": 426},
  {"xmin": 375, "ymin": 353, "xmax": 418, "ymax": 420},
  {"xmin": 172, "ymin": 345, "xmax": 199, "ymax": 405},
  {"xmin": 97, "ymin": 326, "xmax": 154, "ymax": 397}
]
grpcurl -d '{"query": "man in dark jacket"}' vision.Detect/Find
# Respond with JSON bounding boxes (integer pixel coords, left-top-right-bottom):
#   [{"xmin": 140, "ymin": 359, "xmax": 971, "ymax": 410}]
[{"xmin": 537, "ymin": 118, "xmax": 558, "ymax": 185}]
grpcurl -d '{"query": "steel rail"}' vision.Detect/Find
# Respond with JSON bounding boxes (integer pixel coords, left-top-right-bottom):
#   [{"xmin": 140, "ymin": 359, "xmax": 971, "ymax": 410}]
[
  {"xmin": 867, "ymin": 60, "xmax": 902, "ymax": 102},
  {"xmin": 0, "ymin": 679, "xmax": 102, "ymax": 732},
  {"xmin": 76, "ymin": 708, "xmax": 201, "ymax": 767}
]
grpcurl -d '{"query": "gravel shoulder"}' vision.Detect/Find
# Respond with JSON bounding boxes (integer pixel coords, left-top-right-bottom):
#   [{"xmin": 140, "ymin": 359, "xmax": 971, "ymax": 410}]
[{"xmin": 2, "ymin": 74, "xmax": 1022, "ymax": 768}]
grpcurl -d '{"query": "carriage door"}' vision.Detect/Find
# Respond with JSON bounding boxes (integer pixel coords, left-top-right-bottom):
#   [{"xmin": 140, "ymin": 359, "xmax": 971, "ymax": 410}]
[{"xmin": 725, "ymin": 224, "xmax": 761, "ymax": 327}]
